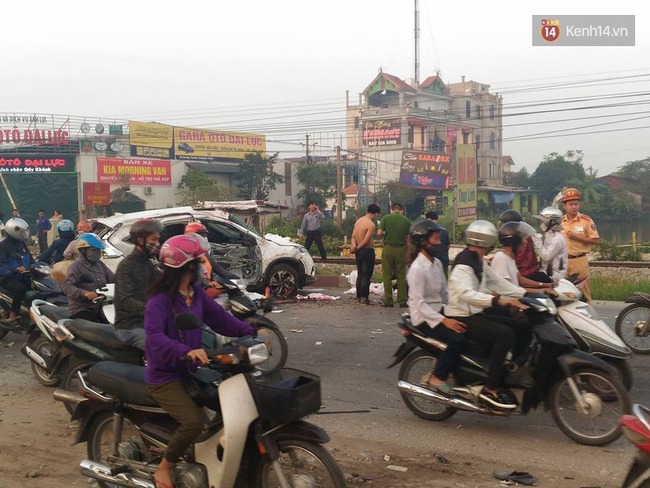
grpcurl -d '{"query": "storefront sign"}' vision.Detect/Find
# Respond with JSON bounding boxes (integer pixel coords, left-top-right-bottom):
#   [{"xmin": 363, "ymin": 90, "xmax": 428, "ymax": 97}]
[
  {"xmin": 0, "ymin": 154, "xmax": 76, "ymax": 173},
  {"xmin": 362, "ymin": 118, "xmax": 401, "ymax": 147},
  {"xmin": 399, "ymin": 150, "xmax": 450, "ymax": 189},
  {"xmin": 173, "ymin": 126, "xmax": 266, "ymax": 161},
  {"xmin": 128, "ymin": 121, "xmax": 174, "ymax": 159},
  {"xmin": 83, "ymin": 182, "xmax": 111, "ymax": 206},
  {"xmin": 97, "ymin": 157, "xmax": 171, "ymax": 186},
  {"xmin": 0, "ymin": 128, "xmax": 69, "ymax": 146},
  {"xmin": 456, "ymin": 144, "xmax": 478, "ymax": 225},
  {"xmin": 109, "ymin": 124, "xmax": 124, "ymax": 135}
]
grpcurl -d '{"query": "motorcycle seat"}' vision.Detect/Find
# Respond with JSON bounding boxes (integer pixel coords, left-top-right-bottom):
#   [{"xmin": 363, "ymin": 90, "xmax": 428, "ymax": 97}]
[
  {"xmin": 87, "ymin": 360, "xmax": 160, "ymax": 407},
  {"xmin": 40, "ymin": 304, "xmax": 70, "ymax": 322},
  {"xmin": 66, "ymin": 319, "xmax": 131, "ymax": 350}
]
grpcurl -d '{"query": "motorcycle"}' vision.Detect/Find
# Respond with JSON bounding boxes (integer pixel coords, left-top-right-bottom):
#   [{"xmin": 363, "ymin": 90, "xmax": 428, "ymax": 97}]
[
  {"xmin": 53, "ymin": 317, "xmax": 347, "ymax": 488},
  {"xmin": 616, "ymin": 292, "xmax": 650, "ymax": 355},
  {"xmin": 389, "ymin": 293, "xmax": 631, "ymax": 446},
  {"xmin": 0, "ymin": 262, "xmax": 67, "ymax": 339},
  {"xmin": 211, "ymin": 274, "xmax": 288, "ymax": 372},
  {"xmin": 620, "ymin": 404, "xmax": 650, "ymax": 487},
  {"xmin": 553, "ymin": 277, "xmax": 633, "ymax": 390}
]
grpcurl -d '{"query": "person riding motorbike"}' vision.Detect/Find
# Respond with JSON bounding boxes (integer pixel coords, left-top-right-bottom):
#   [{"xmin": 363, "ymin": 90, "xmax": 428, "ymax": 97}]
[
  {"xmin": 38, "ymin": 219, "xmax": 76, "ymax": 265},
  {"xmin": 532, "ymin": 207, "xmax": 568, "ymax": 284},
  {"xmin": 445, "ymin": 220, "xmax": 529, "ymax": 410},
  {"xmin": 113, "ymin": 218, "xmax": 164, "ymax": 349},
  {"xmin": 62, "ymin": 220, "xmax": 93, "ymax": 261},
  {"xmin": 406, "ymin": 220, "xmax": 467, "ymax": 394},
  {"xmin": 184, "ymin": 221, "xmax": 239, "ymax": 298},
  {"xmin": 0, "ymin": 218, "xmax": 35, "ymax": 323},
  {"xmin": 62, "ymin": 233, "xmax": 115, "ymax": 323},
  {"xmin": 498, "ymin": 210, "xmax": 551, "ymax": 285},
  {"xmin": 144, "ymin": 232, "xmax": 257, "ymax": 488}
]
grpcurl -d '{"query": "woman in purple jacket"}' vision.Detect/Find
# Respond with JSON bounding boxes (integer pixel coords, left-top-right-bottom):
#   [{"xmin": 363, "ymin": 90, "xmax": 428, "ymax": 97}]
[{"xmin": 145, "ymin": 232, "xmax": 256, "ymax": 488}]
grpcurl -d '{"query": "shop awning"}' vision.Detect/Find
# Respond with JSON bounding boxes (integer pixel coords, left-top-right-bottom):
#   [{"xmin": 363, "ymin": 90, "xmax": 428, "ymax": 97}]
[{"xmin": 491, "ymin": 191, "xmax": 515, "ymax": 204}]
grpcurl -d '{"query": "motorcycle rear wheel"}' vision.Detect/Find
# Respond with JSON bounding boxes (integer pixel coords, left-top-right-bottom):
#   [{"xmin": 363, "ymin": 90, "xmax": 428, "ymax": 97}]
[
  {"xmin": 398, "ymin": 350, "xmax": 457, "ymax": 421},
  {"xmin": 615, "ymin": 304, "xmax": 650, "ymax": 354},
  {"xmin": 549, "ymin": 367, "xmax": 630, "ymax": 446},
  {"xmin": 87, "ymin": 411, "xmax": 149, "ymax": 488},
  {"xmin": 255, "ymin": 439, "xmax": 347, "ymax": 488},
  {"xmin": 245, "ymin": 316, "xmax": 288, "ymax": 373},
  {"xmin": 28, "ymin": 335, "xmax": 61, "ymax": 387}
]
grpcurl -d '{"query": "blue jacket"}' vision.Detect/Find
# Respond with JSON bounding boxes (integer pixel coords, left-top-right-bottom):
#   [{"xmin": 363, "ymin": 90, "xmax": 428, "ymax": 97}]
[
  {"xmin": 0, "ymin": 236, "xmax": 34, "ymax": 277},
  {"xmin": 38, "ymin": 231, "xmax": 76, "ymax": 264},
  {"xmin": 37, "ymin": 217, "xmax": 52, "ymax": 234}
]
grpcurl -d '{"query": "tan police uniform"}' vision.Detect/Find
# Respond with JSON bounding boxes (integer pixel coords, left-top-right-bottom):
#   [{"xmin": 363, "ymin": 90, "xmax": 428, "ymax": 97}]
[{"xmin": 561, "ymin": 204, "xmax": 599, "ymax": 303}]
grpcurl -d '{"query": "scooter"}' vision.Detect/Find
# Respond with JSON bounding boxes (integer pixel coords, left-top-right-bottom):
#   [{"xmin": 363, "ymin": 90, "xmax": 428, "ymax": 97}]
[
  {"xmin": 389, "ymin": 293, "xmax": 631, "ymax": 446},
  {"xmin": 53, "ymin": 318, "xmax": 347, "ymax": 488},
  {"xmin": 616, "ymin": 292, "xmax": 650, "ymax": 355},
  {"xmin": 620, "ymin": 404, "xmax": 650, "ymax": 487},
  {"xmin": 553, "ymin": 278, "xmax": 634, "ymax": 390},
  {"xmin": 0, "ymin": 262, "xmax": 67, "ymax": 339}
]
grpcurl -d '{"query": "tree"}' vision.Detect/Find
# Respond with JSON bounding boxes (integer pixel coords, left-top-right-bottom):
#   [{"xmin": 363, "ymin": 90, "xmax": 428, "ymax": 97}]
[
  {"xmin": 177, "ymin": 169, "xmax": 234, "ymax": 205},
  {"xmin": 614, "ymin": 157, "xmax": 650, "ymax": 210},
  {"xmin": 235, "ymin": 152, "xmax": 284, "ymax": 200},
  {"xmin": 503, "ymin": 167, "xmax": 530, "ymax": 188},
  {"xmin": 296, "ymin": 162, "xmax": 337, "ymax": 208},
  {"xmin": 529, "ymin": 150, "xmax": 587, "ymax": 206},
  {"xmin": 372, "ymin": 181, "xmax": 418, "ymax": 214}
]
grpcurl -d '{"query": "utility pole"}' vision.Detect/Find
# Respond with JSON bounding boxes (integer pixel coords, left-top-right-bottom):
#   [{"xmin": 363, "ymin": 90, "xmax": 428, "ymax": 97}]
[
  {"xmin": 305, "ymin": 134, "xmax": 311, "ymax": 164},
  {"xmin": 336, "ymin": 146, "xmax": 342, "ymax": 226},
  {"xmin": 414, "ymin": 0, "xmax": 420, "ymax": 86}
]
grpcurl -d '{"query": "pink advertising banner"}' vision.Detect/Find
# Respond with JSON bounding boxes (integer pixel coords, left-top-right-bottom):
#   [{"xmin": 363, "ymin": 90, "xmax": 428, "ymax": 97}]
[{"xmin": 97, "ymin": 157, "xmax": 171, "ymax": 186}]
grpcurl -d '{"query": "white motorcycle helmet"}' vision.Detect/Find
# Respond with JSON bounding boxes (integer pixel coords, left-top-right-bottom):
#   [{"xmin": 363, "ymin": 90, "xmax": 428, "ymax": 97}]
[
  {"xmin": 465, "ymin": 220, "xmax": 498, "ymax": 248},
  {"xmin": 5, "ymin": 218, "xmax": 31, "ymax": 243},
  {"xmin": 534, "ymin": 207, "xmax": 564, "ymax": 232}
]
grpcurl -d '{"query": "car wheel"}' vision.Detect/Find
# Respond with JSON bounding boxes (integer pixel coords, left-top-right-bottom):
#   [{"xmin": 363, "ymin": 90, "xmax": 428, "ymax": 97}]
[{"xmin": 267, "ymin": 264, "xmax": 299, "ymax": 299}]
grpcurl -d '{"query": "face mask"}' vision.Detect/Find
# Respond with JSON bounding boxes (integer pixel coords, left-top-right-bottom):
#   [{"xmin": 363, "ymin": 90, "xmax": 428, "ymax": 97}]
[
  {"xmin": 145, "ymin": 241, "xmax": 161, "ymax": 258},
  {"xmin": 84, "ymin": 248, "xmax": 102, "ymax": 264}
]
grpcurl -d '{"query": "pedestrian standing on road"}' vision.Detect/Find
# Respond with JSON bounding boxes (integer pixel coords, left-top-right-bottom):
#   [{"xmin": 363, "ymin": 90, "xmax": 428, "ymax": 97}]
[
  {"xmin": 36, "ymin": 209, "xmax": 52, "ymax": 253},
  {"xmin": 51, "ymin": 209, "xmax": 63, "ymax": 221},
  {"xmin": 298, "ymin": 201, "xmax": 327, "ymax": 260},
  {"xmin": 350, "ymin": 204, "xmax": 380, "ymax": 305},
  {"xmin": 560, "ymin": 187, "xmax": 599, "ymax": 303},
  {"xmin": 407, "ymin": 220, "xmax": 467, "ymax": 394},
  {"xmin": 425, "ymin": 211, "xmax": 450, "ymax": 276},
  {"xmin": 12, "ymin": 209, "xmax": 20, "ymax": 218},
  {"xmin": 377, "ymin": 203, "xmax": 411, "ymax": 308}
]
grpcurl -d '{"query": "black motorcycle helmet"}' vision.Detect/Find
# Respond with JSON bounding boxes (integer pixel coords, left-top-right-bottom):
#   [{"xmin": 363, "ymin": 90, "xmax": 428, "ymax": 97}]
[
  {"xmin": 498, "ymin": 209, "xmax": 523, "ymax": 227},
  {"xmin": 498, "ymin": 221, "xmax": 524, "ymax": 250},
  {"xmin": 409, "ymin": 220, "xmax": 444, "ymax": 250}
]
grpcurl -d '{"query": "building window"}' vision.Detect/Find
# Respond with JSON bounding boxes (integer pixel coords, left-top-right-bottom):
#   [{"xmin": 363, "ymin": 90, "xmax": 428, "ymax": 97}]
[
  {"xmin": 476, "ymin": 105, "xmax": 482, "ymax": 119},
  {"xmin": 475, "ymin": 134, "xmax": 480, "ymax": 148},
  {"xmin": 284, "ymin": 162, "xmax": 292, "ymax": 196},
  {"xmin": 489, "ymin": 105, "xmax": 495, "ymax": 120},
  {"xmin": 465, "ymin": 100, "xmax": 470, "ymax": 118},
  {"xmin": 462, "ymin": 131, "xmax": 469, "ymax": 144},
  {"xmin": 354, "ymin": 117, "xmax": 359, "ymax": 128},
  {"xmin": 489, "ymin": 132, "xmax": 495, "ymax": 150},
  {"xmin": 408, "ymin": 125, "xmax": 414, "ymax": 144},
  {"xmin": 489, "ymin": 161, "xmax": 496, "ymax": 178}
]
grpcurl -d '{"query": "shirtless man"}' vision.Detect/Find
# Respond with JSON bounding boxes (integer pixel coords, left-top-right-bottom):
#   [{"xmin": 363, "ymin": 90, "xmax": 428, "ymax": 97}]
[{"xmin": 350, "ymin": 204, "xmax": 380, "ymax": 304}]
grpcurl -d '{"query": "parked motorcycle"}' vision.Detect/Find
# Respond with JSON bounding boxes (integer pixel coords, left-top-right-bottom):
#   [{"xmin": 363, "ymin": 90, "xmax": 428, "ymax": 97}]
[
  {"xmin": 389, "ymin": 293, "xmax": 631, "ymax": 446},
  {"xmin": 616, "ymin": 292, "xmax": 650, "ymax": 355},
  {"xmin": 0, "ymin": 262, "xmax": 67, "ymax": 339},
  {"xmin": 620, "ymin": 404, "xmax": 650, "ymax": 487},
  {"xmin": 212, "ymin": 274, "xmax": 288, "ymax": 372},
  {"xmin": 53, "ymin": 323, "xmax": 347, "ymax": 488},
  {"xmin": 553, "ymin": 278, "xmax": 633, "ymax": 390}
]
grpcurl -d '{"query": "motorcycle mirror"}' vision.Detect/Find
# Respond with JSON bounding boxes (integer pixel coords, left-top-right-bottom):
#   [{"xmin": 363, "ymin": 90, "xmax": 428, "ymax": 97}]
[{"xmin": 175, "ymin": 312, "xmax": 201, "ymax": 330}]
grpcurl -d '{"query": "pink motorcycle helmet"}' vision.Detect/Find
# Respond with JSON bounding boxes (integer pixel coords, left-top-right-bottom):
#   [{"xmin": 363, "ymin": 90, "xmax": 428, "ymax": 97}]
[{"xmin": 159, "ymin": 233, "xmax": 209, "ymax": 268}]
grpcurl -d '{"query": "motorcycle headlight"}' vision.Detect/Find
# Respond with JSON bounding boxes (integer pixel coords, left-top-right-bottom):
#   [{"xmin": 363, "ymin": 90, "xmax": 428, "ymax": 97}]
[{"xmin": 247, "ymin": 343, "xmax": 269, "ymax": 366}]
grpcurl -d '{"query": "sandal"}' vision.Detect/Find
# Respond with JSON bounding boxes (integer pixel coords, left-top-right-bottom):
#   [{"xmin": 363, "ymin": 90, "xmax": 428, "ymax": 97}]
[{"xmin": 493, "ymin": 470, "xmax": 537, "ymax": 486}]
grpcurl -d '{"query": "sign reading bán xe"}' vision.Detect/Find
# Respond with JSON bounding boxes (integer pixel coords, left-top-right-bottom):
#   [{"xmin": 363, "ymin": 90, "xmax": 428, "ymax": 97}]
[{"xmin": 97, "ymin": 157, "xmax": 171, "ymax": 186}]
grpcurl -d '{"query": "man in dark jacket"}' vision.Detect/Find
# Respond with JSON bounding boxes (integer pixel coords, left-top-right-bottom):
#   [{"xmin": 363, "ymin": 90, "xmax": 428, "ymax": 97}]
[
  {"xmin": 113, "ymin": 218, "xmax": 164, "ymax": 349},
  {"xmin": 0, "ymin": 218, "xmax": 35, "ymax": 323},
  {"xmin": 38, "ymin": 219, "xmax": 76, "ymax": 264}
]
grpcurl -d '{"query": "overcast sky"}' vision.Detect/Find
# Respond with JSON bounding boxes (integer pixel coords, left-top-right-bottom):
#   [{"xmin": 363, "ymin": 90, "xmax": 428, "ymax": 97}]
[{"xmin": 3, "ymin": 0, "xmax": 647, "ymax": 176}]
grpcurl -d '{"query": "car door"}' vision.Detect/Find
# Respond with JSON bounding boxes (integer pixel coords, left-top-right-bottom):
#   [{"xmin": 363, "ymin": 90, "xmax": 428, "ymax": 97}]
[{"xmin": 200, "ymin": 219, "xmax": 262, "ymax": 285}]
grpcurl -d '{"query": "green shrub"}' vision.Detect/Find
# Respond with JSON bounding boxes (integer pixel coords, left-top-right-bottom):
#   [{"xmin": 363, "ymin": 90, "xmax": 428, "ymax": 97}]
[{"xmin": 595, "ymin": 240, "xmax": 642, "ymax": 261}]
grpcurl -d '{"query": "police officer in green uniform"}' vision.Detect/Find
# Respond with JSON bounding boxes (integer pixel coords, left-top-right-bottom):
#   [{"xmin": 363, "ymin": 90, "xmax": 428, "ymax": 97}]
[{"xmin": 377, "ymin": 203, "xmax": 411, "ymax": 308}]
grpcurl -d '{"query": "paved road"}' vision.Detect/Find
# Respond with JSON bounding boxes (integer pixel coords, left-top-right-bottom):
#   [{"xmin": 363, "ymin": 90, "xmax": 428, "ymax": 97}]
[{"xmin": 276, "ymin": 290, "xmax": 649, "ymax": 486}]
